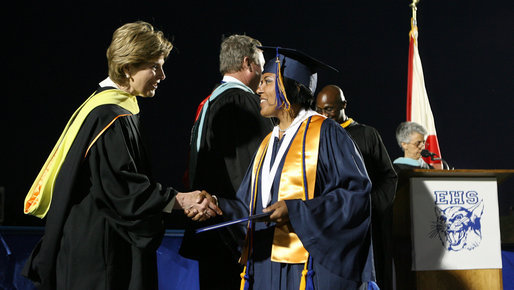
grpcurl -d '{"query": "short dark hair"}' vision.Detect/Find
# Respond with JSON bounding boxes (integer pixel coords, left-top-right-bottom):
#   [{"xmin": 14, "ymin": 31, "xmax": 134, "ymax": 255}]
[{"xmin": 283, "ymin": 77, "xmax": 313, "ymax": 111}]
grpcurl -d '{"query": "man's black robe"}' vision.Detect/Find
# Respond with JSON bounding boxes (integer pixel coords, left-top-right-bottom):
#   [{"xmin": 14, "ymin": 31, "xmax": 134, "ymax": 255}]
[
  {"xmin": 181, "ymin": 87, "xmax": 273, "ymax": 289},
  {"xmin": 345, "ymin": 120, "xmax": 398, "ymax": 290},
  {"xmin": 22, "ymin": 89, "xmax": 176, "ymax": 290}
]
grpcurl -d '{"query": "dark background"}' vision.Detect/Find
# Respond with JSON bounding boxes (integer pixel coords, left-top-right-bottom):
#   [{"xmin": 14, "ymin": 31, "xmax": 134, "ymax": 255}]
[{"xmin": 2, "ymin": 0, "xmax": 513, "ymax": 227}]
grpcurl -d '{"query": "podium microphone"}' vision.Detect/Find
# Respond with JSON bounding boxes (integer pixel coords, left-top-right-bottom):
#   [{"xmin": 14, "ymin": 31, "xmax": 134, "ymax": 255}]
[
  {"xmin": 421, "ymin": 149, "xmax": 436, "ymax": 158},
  {"xmin": 421, "ymin": 149, "xmax": 451, "ymax": 170}
]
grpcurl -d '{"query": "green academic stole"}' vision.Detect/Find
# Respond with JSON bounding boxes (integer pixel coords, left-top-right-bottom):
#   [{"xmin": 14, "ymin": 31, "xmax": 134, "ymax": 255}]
[{"xmin": 24, "ymin": 89, "xmax": 139, "ymax": 218}]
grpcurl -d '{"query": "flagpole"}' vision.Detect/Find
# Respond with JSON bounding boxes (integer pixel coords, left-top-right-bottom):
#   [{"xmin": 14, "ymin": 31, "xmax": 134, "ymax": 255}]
[
  {"xmin": 409, "ymin": 0, "xmax": 419, "ymax": 46},
  {"xmin": 406, "ymin": 0, "xmax": 444, "ymax": 169},
  {"xmin": 406, "ymin": 0, "xmax": 418, "ymax": 121},
  {"xmin": 410, "ymin": 0, "xmax": 419, "ymax": 21}
]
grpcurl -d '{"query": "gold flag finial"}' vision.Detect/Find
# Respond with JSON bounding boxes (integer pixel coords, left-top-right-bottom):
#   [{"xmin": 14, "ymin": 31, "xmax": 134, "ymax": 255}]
[{"xmin": 410, "ymin": 0, "xmax": 420, "ymax": 23}]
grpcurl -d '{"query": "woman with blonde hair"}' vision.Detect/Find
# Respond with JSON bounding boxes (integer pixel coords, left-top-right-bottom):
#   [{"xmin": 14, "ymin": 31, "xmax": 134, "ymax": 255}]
[{"xmin": 22, "ymin": 21, "xmax": 220, "ymax": 290}]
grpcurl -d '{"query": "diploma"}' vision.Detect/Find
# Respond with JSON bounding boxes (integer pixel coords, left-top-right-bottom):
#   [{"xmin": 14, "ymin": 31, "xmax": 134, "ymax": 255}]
[{"xmin": 195, "ymin": 211, "xmax": 272, "ymax": 234}]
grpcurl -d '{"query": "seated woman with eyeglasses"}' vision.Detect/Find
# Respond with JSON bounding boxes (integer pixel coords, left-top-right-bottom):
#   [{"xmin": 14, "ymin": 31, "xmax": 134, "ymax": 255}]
[{"xmin": 392, "ymin": 121, "xmax": 434, "ymax": 172}]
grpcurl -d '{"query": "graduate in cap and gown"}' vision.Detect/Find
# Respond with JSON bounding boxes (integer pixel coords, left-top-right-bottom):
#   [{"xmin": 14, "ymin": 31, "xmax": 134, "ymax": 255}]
[{"xmin": 215, "ymin": 47, "xmax": 378, "ymax": 289}]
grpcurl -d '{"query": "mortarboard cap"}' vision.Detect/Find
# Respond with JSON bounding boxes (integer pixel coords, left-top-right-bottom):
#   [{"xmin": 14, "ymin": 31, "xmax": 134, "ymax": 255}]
[{"xmin": 258, "ymin": 46, "xmax": 339, "ymax": 94}]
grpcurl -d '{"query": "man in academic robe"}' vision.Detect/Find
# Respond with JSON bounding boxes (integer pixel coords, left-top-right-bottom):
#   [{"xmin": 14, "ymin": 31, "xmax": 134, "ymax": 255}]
[
  {"xmin": 180, "ymin": 34, "xmax": 273, "ymax": 289},
  {"xmin": 316, "ymin": 84, "xmax": 398, "ymax": 290}
]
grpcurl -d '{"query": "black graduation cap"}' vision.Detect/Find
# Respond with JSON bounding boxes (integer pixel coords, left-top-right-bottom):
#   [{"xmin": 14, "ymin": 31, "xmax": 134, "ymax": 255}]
[{"xmin": 258, "ymin": 46, "xmax": 339, "ymax": 94}]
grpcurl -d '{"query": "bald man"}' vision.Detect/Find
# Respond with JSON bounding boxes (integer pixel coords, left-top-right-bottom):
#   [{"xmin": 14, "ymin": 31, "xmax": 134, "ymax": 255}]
[{"xmin": 316, "ymin": 85, "xmax": 398, "ymax": 290}]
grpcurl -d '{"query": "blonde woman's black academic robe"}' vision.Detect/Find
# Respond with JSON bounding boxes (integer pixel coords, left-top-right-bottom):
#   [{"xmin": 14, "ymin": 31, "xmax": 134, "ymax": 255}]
[{"xmin": 22, "ymin": 88, "xmax": 176, "ymax": 290}]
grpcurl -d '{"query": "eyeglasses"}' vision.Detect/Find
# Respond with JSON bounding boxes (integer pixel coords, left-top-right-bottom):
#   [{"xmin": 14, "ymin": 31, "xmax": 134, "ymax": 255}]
[{"xmin": 409, "ymin": 140, "xmax": 426, "ymax": 147}]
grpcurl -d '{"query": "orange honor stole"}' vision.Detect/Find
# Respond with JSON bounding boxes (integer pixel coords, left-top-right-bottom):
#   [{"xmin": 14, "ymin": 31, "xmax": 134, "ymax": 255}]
[{"xmin": 244, "ymin": 115, "xmax": 324, "ymax": 263}]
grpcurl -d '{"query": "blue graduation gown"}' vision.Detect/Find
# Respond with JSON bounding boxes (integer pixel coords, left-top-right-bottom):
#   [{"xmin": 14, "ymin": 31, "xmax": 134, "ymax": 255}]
[{"xmin": 218, "ymin": 118, "xmax": 375, "ymax": 290}]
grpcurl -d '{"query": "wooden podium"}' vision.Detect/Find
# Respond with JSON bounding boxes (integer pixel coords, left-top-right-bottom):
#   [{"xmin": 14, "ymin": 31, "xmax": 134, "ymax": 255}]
[{"xmin": 393, "ymin": 169, "xmax": 514, "ymax": 290}]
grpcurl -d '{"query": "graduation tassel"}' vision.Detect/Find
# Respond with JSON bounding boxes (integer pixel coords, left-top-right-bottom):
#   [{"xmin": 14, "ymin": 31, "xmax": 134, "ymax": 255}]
[
  {"xmin": 240, "ymin": 265, "xmax": 250, "ymax": 290},
  {"xmin": 299, "ymin": 260, "xmax": 308, "ymax": 290},
  {"xmin": 305, "ymin": 258, "xmax": 315, "ymax": 290},
  {"xmin": 239, "ymin": 230, "xmax": 252, "ymax": 290},
  {"xmin": 299, "ymin": 255, "xmax": 315, "ymax": 290},
  {"xmin": 368, "ymin": 281, "xmax": 380, "ymax": 290},
  {"xmin": 239, "ymin": 233, "xmax": 251, "ymax": 290},
  {"xmin": 274, "ymin": 48, "xmax": 291, "ymax": 111}
]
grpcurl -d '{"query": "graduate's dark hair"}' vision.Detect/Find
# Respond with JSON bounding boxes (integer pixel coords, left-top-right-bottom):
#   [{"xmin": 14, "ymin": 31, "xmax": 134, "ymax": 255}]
[{"xmin": 283, "ymin": 76, "xmax": 314, "ymax": 111}]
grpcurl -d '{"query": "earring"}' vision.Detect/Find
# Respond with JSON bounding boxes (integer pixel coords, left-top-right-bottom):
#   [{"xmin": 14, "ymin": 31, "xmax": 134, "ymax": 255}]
[{"xmin": 126, "ymin": 74, "xmax": 130, "ymax": 78}]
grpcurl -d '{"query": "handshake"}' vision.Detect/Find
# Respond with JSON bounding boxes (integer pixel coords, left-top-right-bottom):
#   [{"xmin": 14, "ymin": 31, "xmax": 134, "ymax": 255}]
[{"xmin": 175, "ymin": 190, "xmax": 223, "ymax": 222}]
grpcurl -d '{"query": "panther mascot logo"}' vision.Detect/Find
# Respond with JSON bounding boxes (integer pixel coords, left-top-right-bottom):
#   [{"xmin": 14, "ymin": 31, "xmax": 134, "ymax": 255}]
[{"xmin": 430, "ymin": 200, "xmax": 484, "ymax": 251}]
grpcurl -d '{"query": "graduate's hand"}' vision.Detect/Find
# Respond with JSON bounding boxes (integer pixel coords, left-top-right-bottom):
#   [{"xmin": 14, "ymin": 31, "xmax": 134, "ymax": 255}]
[
  {"xmin": 263, "ymin": 200, "xmax": 289, "ymax": 225},
  {"xmin": 187, "ymin": 191, "xmax": 222, "ymax": 222},
  {"xmin": 176, "ymin": 190, "xmax": 222, "ymax": 222}
]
